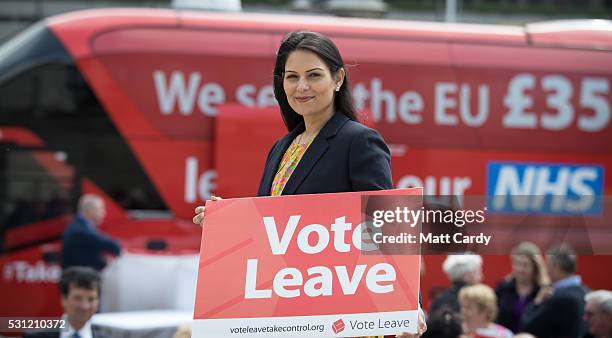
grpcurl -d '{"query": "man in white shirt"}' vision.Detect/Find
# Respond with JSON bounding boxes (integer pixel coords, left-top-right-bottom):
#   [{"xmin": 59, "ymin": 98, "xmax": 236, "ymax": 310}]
[{"xmin": 25, "ymin": 267, "xmax": 101, "ymax": 338}]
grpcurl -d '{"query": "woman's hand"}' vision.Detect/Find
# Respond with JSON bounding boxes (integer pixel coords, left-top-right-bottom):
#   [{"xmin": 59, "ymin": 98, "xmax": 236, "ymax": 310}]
[
  {"xmin": 534, "ymin": 285, "xmax": 554, "ymax": 305},
  {"xmin": 396, "ymin": 306, "xmax": 427, "ymax": 337},
  {"xmin": 192, "ymin": 195, "xmax": 222, "ymax": 227}
]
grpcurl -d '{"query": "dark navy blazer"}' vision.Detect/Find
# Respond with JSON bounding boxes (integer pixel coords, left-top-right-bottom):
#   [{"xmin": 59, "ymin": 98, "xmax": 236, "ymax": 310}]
[
  {"xmin": 61, "ymin": 215, "xmax": 121, "ymax": 271},
  {"xmin": 257, "ymin": 113, "xmax": 393, "ymax": 196},
  {"xmin": 520, "ymin": 283, "xmax": 589, "ymax": 338}
]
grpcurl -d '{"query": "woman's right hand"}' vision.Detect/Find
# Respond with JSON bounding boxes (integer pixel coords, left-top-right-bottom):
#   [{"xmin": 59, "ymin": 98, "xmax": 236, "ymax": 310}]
[
  {"xmin": 534, "ymin": 285, "xmax": 554, "ymax": 305},
  {"xmin": 192, "ymin": 195, "xmax": 222, "ymax": 227}
]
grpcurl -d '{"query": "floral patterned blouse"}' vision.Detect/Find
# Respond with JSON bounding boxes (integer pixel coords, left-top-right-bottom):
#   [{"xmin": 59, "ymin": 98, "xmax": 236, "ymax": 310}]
[{"xmin": 270, "ymin": 138, "xmax": 313, "ymax": 196}]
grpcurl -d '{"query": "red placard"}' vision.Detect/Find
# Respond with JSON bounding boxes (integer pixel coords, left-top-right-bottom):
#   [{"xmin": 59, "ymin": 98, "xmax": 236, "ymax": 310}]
[{"xmin": 193, "ymin": 189, "xmax": 422, "ymax": 337}]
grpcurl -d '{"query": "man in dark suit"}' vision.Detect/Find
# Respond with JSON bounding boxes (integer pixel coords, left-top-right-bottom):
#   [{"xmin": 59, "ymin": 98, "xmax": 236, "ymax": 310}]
[
  {"xmin": 61, "ymin": 194, "xmax": 121, "ymax": 271},
  {"xmin": 24, "ymin": 267, "xmax": 102, "ymax": 338},
  {"xmin": 521, "ymin": 244, "xmax": 589, "ymax": 338}
]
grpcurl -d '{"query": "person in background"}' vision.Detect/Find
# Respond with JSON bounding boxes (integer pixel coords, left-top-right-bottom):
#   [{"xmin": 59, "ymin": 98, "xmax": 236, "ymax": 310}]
[
  {"xmin": 496, "ymin": 242, "xmax": 549, "ymax": 332},
  {"xmin": 430, "ymin": 254, "xmax": 483, "ymax": 313},
  {"xmin": 583, "ymin": 290, "xmax": 612, "ymax": 338},
  {"xmin": 172, "ymin": 324, "xmax": 192, "ymax": 338},
  {"xmin": 520, "ymin": 244, "xmax": 589, "ymax": 338},
  {"xmin": 61, "ymin": 194, "xmax": 121, "ymax": 271},
  {"xmin": 459, "ymin": 284, "xmax": 513, "ymax": 338},
  {"xmin": 512, "ymin": 334, "xmax": 536, "ymax": 338},
  {"xmin": 24, "ymin": 267, "xmax": 102, "ymax": 338},
  {"xmin": 421, "ymin": 309, "xmax": 465, "ymax": 338}
]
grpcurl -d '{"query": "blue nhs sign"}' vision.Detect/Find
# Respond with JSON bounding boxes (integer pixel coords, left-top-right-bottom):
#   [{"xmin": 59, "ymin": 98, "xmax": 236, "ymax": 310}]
[{"xmin": 487, "ymin": 162, "xmax": 603, "ymax": 215}]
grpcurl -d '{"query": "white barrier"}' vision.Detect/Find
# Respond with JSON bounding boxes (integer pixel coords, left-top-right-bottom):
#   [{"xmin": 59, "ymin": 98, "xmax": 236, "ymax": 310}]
[{"xmin": 100, "ymin": 253, "xmax": 199, "ymax": 312}]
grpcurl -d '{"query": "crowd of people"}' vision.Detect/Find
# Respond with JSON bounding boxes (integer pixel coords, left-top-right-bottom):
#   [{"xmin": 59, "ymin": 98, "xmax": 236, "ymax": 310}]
[
  {"xmin": 422, "ymin": 243, "xmax": 612, "ymax": 338},
  {"xmin": 25, "ymin": 194, "xmax": 612, "ymax": 338},
  {"xmin": 47, "ymin": 238, "xmax": 611, "ymax": 338}
]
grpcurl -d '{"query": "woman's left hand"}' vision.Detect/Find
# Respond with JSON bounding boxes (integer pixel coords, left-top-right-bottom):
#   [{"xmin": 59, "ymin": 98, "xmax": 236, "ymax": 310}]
[{"xmin": 396, "ymin": 306, "xmax": 427, "ymax": 338}]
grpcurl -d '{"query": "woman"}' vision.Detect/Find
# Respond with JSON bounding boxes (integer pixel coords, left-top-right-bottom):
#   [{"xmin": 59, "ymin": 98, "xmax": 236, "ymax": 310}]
[
  {"xmin": 193, "ymin": 31, "xmax": 425, "ymax": 337},
  {"xmin": 459, "ymin": 284, "xmax": 513, "ymax": 338},
  {"xmin": 495, "ymin": 242, "xmax": 549, "ymax": 332},
  {"xmin": 194, "ymin": 30, "xmax": 391, "ymax": 210},
  {"xmin": 258, "ymin": 30, "xmax": 392, "ymax": 197}
]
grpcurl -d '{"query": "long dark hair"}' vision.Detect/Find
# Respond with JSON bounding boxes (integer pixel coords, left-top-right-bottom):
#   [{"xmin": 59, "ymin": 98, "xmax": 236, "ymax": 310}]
[{"xmin": 273, "ymin": 31, "xmax": 358, "ymax": 132}]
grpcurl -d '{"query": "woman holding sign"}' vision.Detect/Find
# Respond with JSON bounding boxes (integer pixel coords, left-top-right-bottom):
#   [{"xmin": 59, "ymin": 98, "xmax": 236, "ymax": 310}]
[{"xmin": 193, "ymin": 31, "xmax": 425, "ymax": 337}]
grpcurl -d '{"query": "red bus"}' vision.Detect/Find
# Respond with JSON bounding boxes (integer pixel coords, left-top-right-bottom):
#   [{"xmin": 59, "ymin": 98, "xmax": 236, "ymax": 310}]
[{"xmin": 0, "ymin": 8, "xmax": 610, "ymax": 317}]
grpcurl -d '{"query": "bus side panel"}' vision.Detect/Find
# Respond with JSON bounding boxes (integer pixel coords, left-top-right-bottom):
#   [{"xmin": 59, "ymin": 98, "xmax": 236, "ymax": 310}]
[
  {"xmin": 79, "ymin": 29, "xmax": 277, "ymax": 217},
  {"xmin": 0, "ymin": 244, "xmax": 63, "ymax": 317}
]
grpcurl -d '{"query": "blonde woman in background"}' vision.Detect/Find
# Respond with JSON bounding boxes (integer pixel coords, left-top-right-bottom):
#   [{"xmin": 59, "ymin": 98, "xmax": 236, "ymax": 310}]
[
  {"xmin": 172, "ymin": 324, "xmax": 192, "ymax": 338},
  {"xmin": 495, "ymin": 242, "xmax": 549, "ymax": 332},
  {"xmin": 459, "ymin": 284, "xmax": 513, "ymax": 338}
]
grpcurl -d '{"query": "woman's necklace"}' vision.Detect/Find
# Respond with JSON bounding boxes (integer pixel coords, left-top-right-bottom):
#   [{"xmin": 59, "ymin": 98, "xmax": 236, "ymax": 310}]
[
  {"xmin": 297, "ymin": 130, "xmax": 317, "ymax": 145},
  {"xmin": 286, "ymin": 132, "xmax": 312, "ymax": 162},
  {"xmin": 297, "ymin": 132, "xmax": 306, "ymax": 145},
  {"xmin": 285, "ymin": 133, "xmax": 307, "ymax": 159},
  {"xmin": 275, "ymin": 133, "xmax": 309, "ymax": 176}
]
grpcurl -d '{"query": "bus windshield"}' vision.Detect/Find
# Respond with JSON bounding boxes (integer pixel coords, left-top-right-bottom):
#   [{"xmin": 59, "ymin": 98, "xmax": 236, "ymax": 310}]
[{"xmin": 0, "ymin": 22, "xmax": 168, "ymax": 223}]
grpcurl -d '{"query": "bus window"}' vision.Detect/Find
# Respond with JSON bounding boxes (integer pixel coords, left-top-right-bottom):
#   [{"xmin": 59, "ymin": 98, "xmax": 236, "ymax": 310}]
[
  {"xmin": 0, "ymin": 144, "xmax": 75, "ymax": 251},
  {"xmin": 0, "ymin": 24, "xmax": 167, "ymax": 212},
  {"xmin": 0, "ymin": 146, "xmax": 72, "ymax": 221}
]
